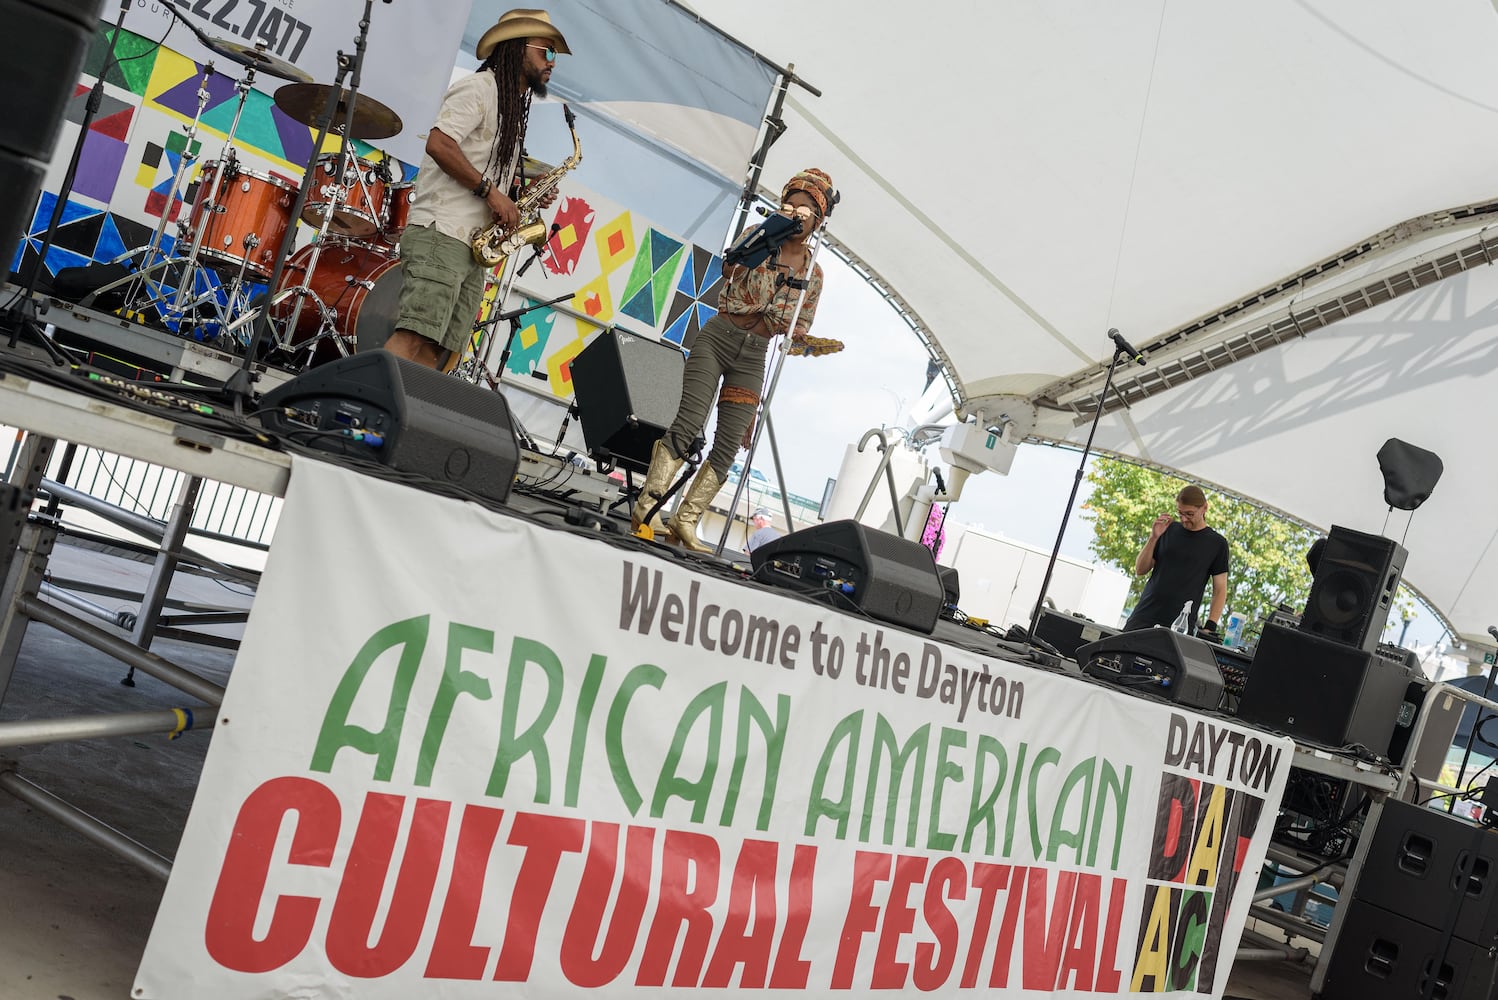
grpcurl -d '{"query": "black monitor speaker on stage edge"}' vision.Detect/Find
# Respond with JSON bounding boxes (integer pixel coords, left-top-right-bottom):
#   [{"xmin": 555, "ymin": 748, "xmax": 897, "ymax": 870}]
[
  {"xmin": 750, "ymin": 520, "xmax": 945, "ymax": 635},
  {"xmin": 0, "ymin": 0, "xmax": 105, "ymax": 269},
  {"xmin": 260, "ymin": 351, "xmax": 520, "ymax": 505},
  {"xmin": 1237, "ymin": 622, "xmax": 1414, "ymax": 754},
  {"xmin": 1300, "ymin": 525, "xmax": 1407, "ymax": 653},
  {"xmin": 1074, "ymin": 629, "xmax": 1226, "ymax": 710},
  {"xmin": 569, "ymin": 330, "xmax": 684, "ymax": 473}
]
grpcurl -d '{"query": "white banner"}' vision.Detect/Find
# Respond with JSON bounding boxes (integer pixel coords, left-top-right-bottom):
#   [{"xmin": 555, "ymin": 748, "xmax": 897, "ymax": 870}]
[
  {"xmin": 117, "ymin": 0, "xmax": 472, "ymax": 163},
  {"xmin": 135, "ymin": 457, "xmax": 1291, "ymax": 998}
]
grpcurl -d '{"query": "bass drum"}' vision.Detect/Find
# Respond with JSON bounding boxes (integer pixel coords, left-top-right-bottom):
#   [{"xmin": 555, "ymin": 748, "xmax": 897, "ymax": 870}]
[{"xmin": 273, "ymin": 241, "xmax": 403, "ymax": 366}]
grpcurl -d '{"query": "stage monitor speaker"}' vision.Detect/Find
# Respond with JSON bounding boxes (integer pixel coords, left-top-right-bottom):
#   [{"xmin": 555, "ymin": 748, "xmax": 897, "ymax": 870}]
[
  {"xmin": 0, "ymin": 0, "xmax": 104, "ymax": 269},
  {"xmin": 260, "ymin": 351, "xmax": 520, "ymax": 505},
  {"xmin": 1074, "ymin": 628, "xmax": 1225, "ymax": 710},
  {"xmin": 750, "ymin": 520, "xmax": 945, "ymax": 634},
  {"xmin": 1320, "ymin": 898, "xmax": 1496, "ymax": 1000},
  {"xmin": 1301, "ymin": 525, "xmax": 1407, "ymax": 653},
  {"xmin": 1236, "ymin": 622, "xmax": 1413, "ymax": 754},
  {"xmin": 569, "ymin": 330, "xmax": 683, "ymax": 473}
]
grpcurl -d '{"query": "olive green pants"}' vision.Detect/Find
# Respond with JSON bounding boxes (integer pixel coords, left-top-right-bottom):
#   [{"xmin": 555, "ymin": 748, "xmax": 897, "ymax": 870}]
[{"xmin": 664, "ymin": 314, "xmax": 768, "ymax": 478}]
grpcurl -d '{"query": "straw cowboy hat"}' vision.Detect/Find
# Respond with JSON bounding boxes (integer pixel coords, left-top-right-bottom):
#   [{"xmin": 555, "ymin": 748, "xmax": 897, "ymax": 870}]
[{"xmin": 476, "ymin": 8, "xmax": 571, "ymax": 60}]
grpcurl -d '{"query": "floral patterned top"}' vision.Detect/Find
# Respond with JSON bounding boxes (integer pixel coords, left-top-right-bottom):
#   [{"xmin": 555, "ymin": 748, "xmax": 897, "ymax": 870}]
[{"xmin": 716, "ymin": 238, "xmax": 824, "ymax": 337}]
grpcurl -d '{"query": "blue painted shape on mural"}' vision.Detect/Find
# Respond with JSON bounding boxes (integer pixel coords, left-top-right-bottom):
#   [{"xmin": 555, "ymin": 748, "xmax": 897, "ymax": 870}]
[{"xmin": 650, "ymin": 230, "xmax": 684, "ymax": 273}]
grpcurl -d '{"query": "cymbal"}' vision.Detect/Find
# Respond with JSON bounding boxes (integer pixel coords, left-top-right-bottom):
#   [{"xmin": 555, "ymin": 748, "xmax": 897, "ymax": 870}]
[
  {"xmin": 204, "ymin": 36, "xmax": 313, "ymax": 84},
  {"xmin": 273, "ymin": 83, "xmax": 403, "ymax": 141}
]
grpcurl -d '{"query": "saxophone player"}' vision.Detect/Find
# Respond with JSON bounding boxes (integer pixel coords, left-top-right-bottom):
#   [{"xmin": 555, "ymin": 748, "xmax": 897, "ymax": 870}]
[{"xmin": 384, "ymin": 9, "xmax": 569, "ymax": 370}]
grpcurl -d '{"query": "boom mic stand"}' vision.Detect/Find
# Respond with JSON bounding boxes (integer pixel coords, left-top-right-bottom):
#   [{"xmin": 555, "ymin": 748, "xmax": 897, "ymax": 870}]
[
  {"xmin": 1025, "ymin": 328, "xmax": 1146, "ymax": 644},
  {"xmin": 1, "ymin": 0, "xmax": 118, "ymax": 366},
  {"xmin": 470, "ymin": 289, "xmax": 575, "ymax": 389}
]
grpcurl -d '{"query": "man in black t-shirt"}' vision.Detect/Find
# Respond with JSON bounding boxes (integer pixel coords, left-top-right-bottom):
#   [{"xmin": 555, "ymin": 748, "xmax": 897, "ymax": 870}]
[{"xmin": 1123, "ymin": 484, "xmax": 1230, "ymax": 635}]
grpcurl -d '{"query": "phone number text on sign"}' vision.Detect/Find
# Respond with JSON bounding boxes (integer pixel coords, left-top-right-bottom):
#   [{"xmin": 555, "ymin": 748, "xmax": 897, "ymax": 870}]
[{"xmin": 181, "ymin": 0, "xmax": 312, "ymax": 63}]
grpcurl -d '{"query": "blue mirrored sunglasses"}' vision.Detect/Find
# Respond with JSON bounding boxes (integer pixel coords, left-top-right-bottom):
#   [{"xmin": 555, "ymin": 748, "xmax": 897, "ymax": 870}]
[{"xmin": 527, "ymin": 44, "xmax": 557, "ymax": 61}]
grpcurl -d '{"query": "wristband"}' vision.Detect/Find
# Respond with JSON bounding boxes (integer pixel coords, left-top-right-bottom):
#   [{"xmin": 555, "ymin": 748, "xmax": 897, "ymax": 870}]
[{"xmin": 472, "ymin": 178, "xmax": 491, "ymax": 198}]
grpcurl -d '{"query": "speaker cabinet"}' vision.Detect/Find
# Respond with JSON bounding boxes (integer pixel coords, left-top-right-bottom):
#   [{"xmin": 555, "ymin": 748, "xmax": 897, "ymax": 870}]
[
  {"xmin": 750, "ymin": 520, "xmax": 944, "ymax": 634},
  {"xmin": 1236, "ymin": 622, "xmax": 1412, "ymax": 753},
  {"xmin": 1354, "ymin": 798, "xmax": 1498, "ymax": 949},
  {"xmin": 1321, "ymin": 900, "xmax": 1496, "ymax": 1000},
  {"xmin": 0, "ymin": 0, "xmax": 103, "ymax": 269},
  {"xmin": 260, "ymin": 351, "xmax": 520, "ymax": 504},
  {"xmin": 569, "ymin": 330, "xmax": 684, "ymax": 473},
  {"xmin": 1035, "ymin": 608, "xmax": 1120, "ymax": 662},
  {"xmin": 1301, "ymin": 525, "xmax": 1407, "ymax": 652}
]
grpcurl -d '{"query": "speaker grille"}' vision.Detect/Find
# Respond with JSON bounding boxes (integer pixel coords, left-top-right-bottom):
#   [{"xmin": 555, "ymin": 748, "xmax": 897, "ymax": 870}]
[
  {"xmin": 1300, "ymin": 526, "xmax": 1407, "ymax": 652},
  {"xmin": 570, "ymin": 331, "xmax": 684, "ymax": 470}
]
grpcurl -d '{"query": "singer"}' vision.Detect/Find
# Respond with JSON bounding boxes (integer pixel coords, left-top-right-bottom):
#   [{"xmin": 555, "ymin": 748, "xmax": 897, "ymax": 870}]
[
  {"xmin": 1123, "ymin": 484, "xmax": 1231, "ymax": 635},
  {"xmin": 633, "ymin": 169, "xmax": 845, "ymax": 550},
  {"xmin": 383, "ymin": 8, "xmax": 569, "ymax": 370}
]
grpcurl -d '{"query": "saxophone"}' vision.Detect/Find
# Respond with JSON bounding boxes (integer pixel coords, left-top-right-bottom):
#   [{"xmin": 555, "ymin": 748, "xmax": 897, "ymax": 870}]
[{"xmin": 470, "ymin": 104, "xmax": 581, "ymax": 267}]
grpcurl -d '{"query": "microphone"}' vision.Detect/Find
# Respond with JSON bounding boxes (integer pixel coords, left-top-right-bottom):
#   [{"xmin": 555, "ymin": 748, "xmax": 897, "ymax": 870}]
[{"xmin": 1108, "ymin": 328, "xmax": 1146, "ymax": 366}]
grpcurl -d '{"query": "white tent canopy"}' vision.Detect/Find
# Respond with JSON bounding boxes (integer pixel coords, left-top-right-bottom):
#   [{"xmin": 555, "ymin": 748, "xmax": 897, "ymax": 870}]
[{"xmin": 678, "ymin": 0, "xmax": 1498, "ymax": 645}]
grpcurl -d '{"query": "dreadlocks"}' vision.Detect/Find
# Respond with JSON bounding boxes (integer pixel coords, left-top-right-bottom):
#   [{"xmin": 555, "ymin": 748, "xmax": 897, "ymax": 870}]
[{"xmin": 478, "ymin": 38, "xmax": 534, "ymax": 193}]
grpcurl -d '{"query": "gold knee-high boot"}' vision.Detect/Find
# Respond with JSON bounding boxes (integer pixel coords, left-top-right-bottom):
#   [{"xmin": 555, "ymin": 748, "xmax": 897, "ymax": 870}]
[
  {"xmin": 631, "ymin": 439, "xmax": 684, "ymax": 532},
  {"xmin": 667, "ymin": 463, "xmax": 723, "ymax": 552}
]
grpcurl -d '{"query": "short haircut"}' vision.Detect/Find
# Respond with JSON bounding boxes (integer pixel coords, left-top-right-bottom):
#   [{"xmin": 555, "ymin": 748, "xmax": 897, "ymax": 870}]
[{"xmin": 1177, "ymin": 485, "xmax": 1207, "ymax": 507}]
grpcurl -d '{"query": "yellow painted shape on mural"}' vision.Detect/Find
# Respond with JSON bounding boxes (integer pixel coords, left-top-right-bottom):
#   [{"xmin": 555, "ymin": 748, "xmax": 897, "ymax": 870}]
[
  {"xmin": 556, "ymin": 223, "xmax": 578, "ymax": 251},
  {"xmin": 135, "ymin": 162, "xmax": 158, "ymax": 189},
  {"xmin": 569, "ymin": 272, "xmax": 614, "ymax": 324},
  {"xmin": 544, "ymin": 318, "xmax": 593, "ymax": 399},
  {"xmin": 519, "ymin": 323, "xmax": 539, "ymax": 350},
  {"xmin": 595, "ymin": 212, "xmax": 635, "ymax": 275}
]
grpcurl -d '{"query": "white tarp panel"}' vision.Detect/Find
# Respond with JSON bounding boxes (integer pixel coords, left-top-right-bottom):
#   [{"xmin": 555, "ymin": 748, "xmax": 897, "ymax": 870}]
[{"xmin": 667, "ymin": 0, "xmax": 1498, "ymax": 642}]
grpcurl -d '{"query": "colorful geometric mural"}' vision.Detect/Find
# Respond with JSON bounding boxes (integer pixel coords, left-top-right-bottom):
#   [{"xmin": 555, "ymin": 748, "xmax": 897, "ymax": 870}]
[
  {"xmin": 544, "ymin": 196, "xmax": 595, "ymax": 277},
  {"xmin": 662, "ymin": 244, "xmax": 723, "ymax": 347}
]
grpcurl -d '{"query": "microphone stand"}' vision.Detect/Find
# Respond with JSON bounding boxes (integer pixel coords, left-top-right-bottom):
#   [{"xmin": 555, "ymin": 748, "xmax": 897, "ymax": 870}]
[
  {"xmin": 225, "ymin": 0, "xmax": 382, "ymax": 413},
  {"xmin": 471, "ymin": 289, "xmax": 576, "ymax": 387},
  {"xmin": 2, "ymin": 0, "xmax": 117, "ymax": 365},
  {"xmin": 1025, "ymin": 333, "xmax": 1142, "ymax": 643}
]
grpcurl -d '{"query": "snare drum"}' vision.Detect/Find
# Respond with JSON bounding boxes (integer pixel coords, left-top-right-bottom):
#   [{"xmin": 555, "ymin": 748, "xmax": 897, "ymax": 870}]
[
  {"xmin": 273, "ymin": 241, "xmax": 403, "ymax": 366},
  {"xmin": 301, "ymin": 152, "xmax": 389, "ymax": 239},
  {"xmin": 375, "ymin": 181, "xmax": 414, "ymax": 248},
  {"xmin": 189, "ymin": 162, "xmax": 296, "ymax": 281}
]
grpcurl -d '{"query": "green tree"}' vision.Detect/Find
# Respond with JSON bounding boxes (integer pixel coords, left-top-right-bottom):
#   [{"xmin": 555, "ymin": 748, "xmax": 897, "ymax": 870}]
[{"xmin": 1082, "ymin": 459, "xmax": 1320, "ymax": 637}]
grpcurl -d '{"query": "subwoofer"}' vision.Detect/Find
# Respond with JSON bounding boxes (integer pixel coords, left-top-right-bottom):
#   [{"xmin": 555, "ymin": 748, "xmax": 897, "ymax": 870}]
[
  {"xmin": 750, "ymin": 520, "xmax": 945, "ymax": 634},
  {"xmin": 259, "ymin": 351, "xmax": 520, "ymax": 505},
  {"xmin": 569, "ymin": 330, "xmax": 684, "ymax": 473},
  {"xmin": 1236, "ymin": 622, "xmax": 1414, "ymax": 753},
  {"xmin": 1301, "ymin": 525, "xmax": 1407, "ymax": 652}
]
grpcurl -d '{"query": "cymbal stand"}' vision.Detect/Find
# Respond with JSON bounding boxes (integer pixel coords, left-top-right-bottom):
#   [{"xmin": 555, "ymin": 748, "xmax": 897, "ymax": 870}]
[
  {"xmin": 164, "ymin": 66, "xmax": 260, "ymax": 331},
  {"xmin": 231, "ymin": 0, "xmax": 381, "ymax": 407},
  {"xmin": 114, "ymin": 61, "xmax": 215, "ymax": 316}
]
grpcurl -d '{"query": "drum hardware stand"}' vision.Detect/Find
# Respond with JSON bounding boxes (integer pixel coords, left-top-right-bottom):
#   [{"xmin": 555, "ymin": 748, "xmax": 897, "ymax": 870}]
[
  {"xmin": 231, "ymin": 0, "xmax": 384, "ymax": 410},
  {"xmin": 165, "ymin": 66, "xmax": 260, "ymax": 328},
  {"xmin": 112, "ymin": 61, "xmax": 216, "ymax": 318},
  {"xmin": 0, "ymin": 0, "xmax": 134, "ymax": 366},
  {"xmin": 1024, "ymin": 329, "xmax": 1146, "ymax": 644}
]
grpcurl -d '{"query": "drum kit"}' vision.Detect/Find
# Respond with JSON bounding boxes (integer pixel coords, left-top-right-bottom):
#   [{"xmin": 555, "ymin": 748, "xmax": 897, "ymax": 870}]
[{"xmin": 118, "ymin": 34, "xmax": 417, "ymax": 370}]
